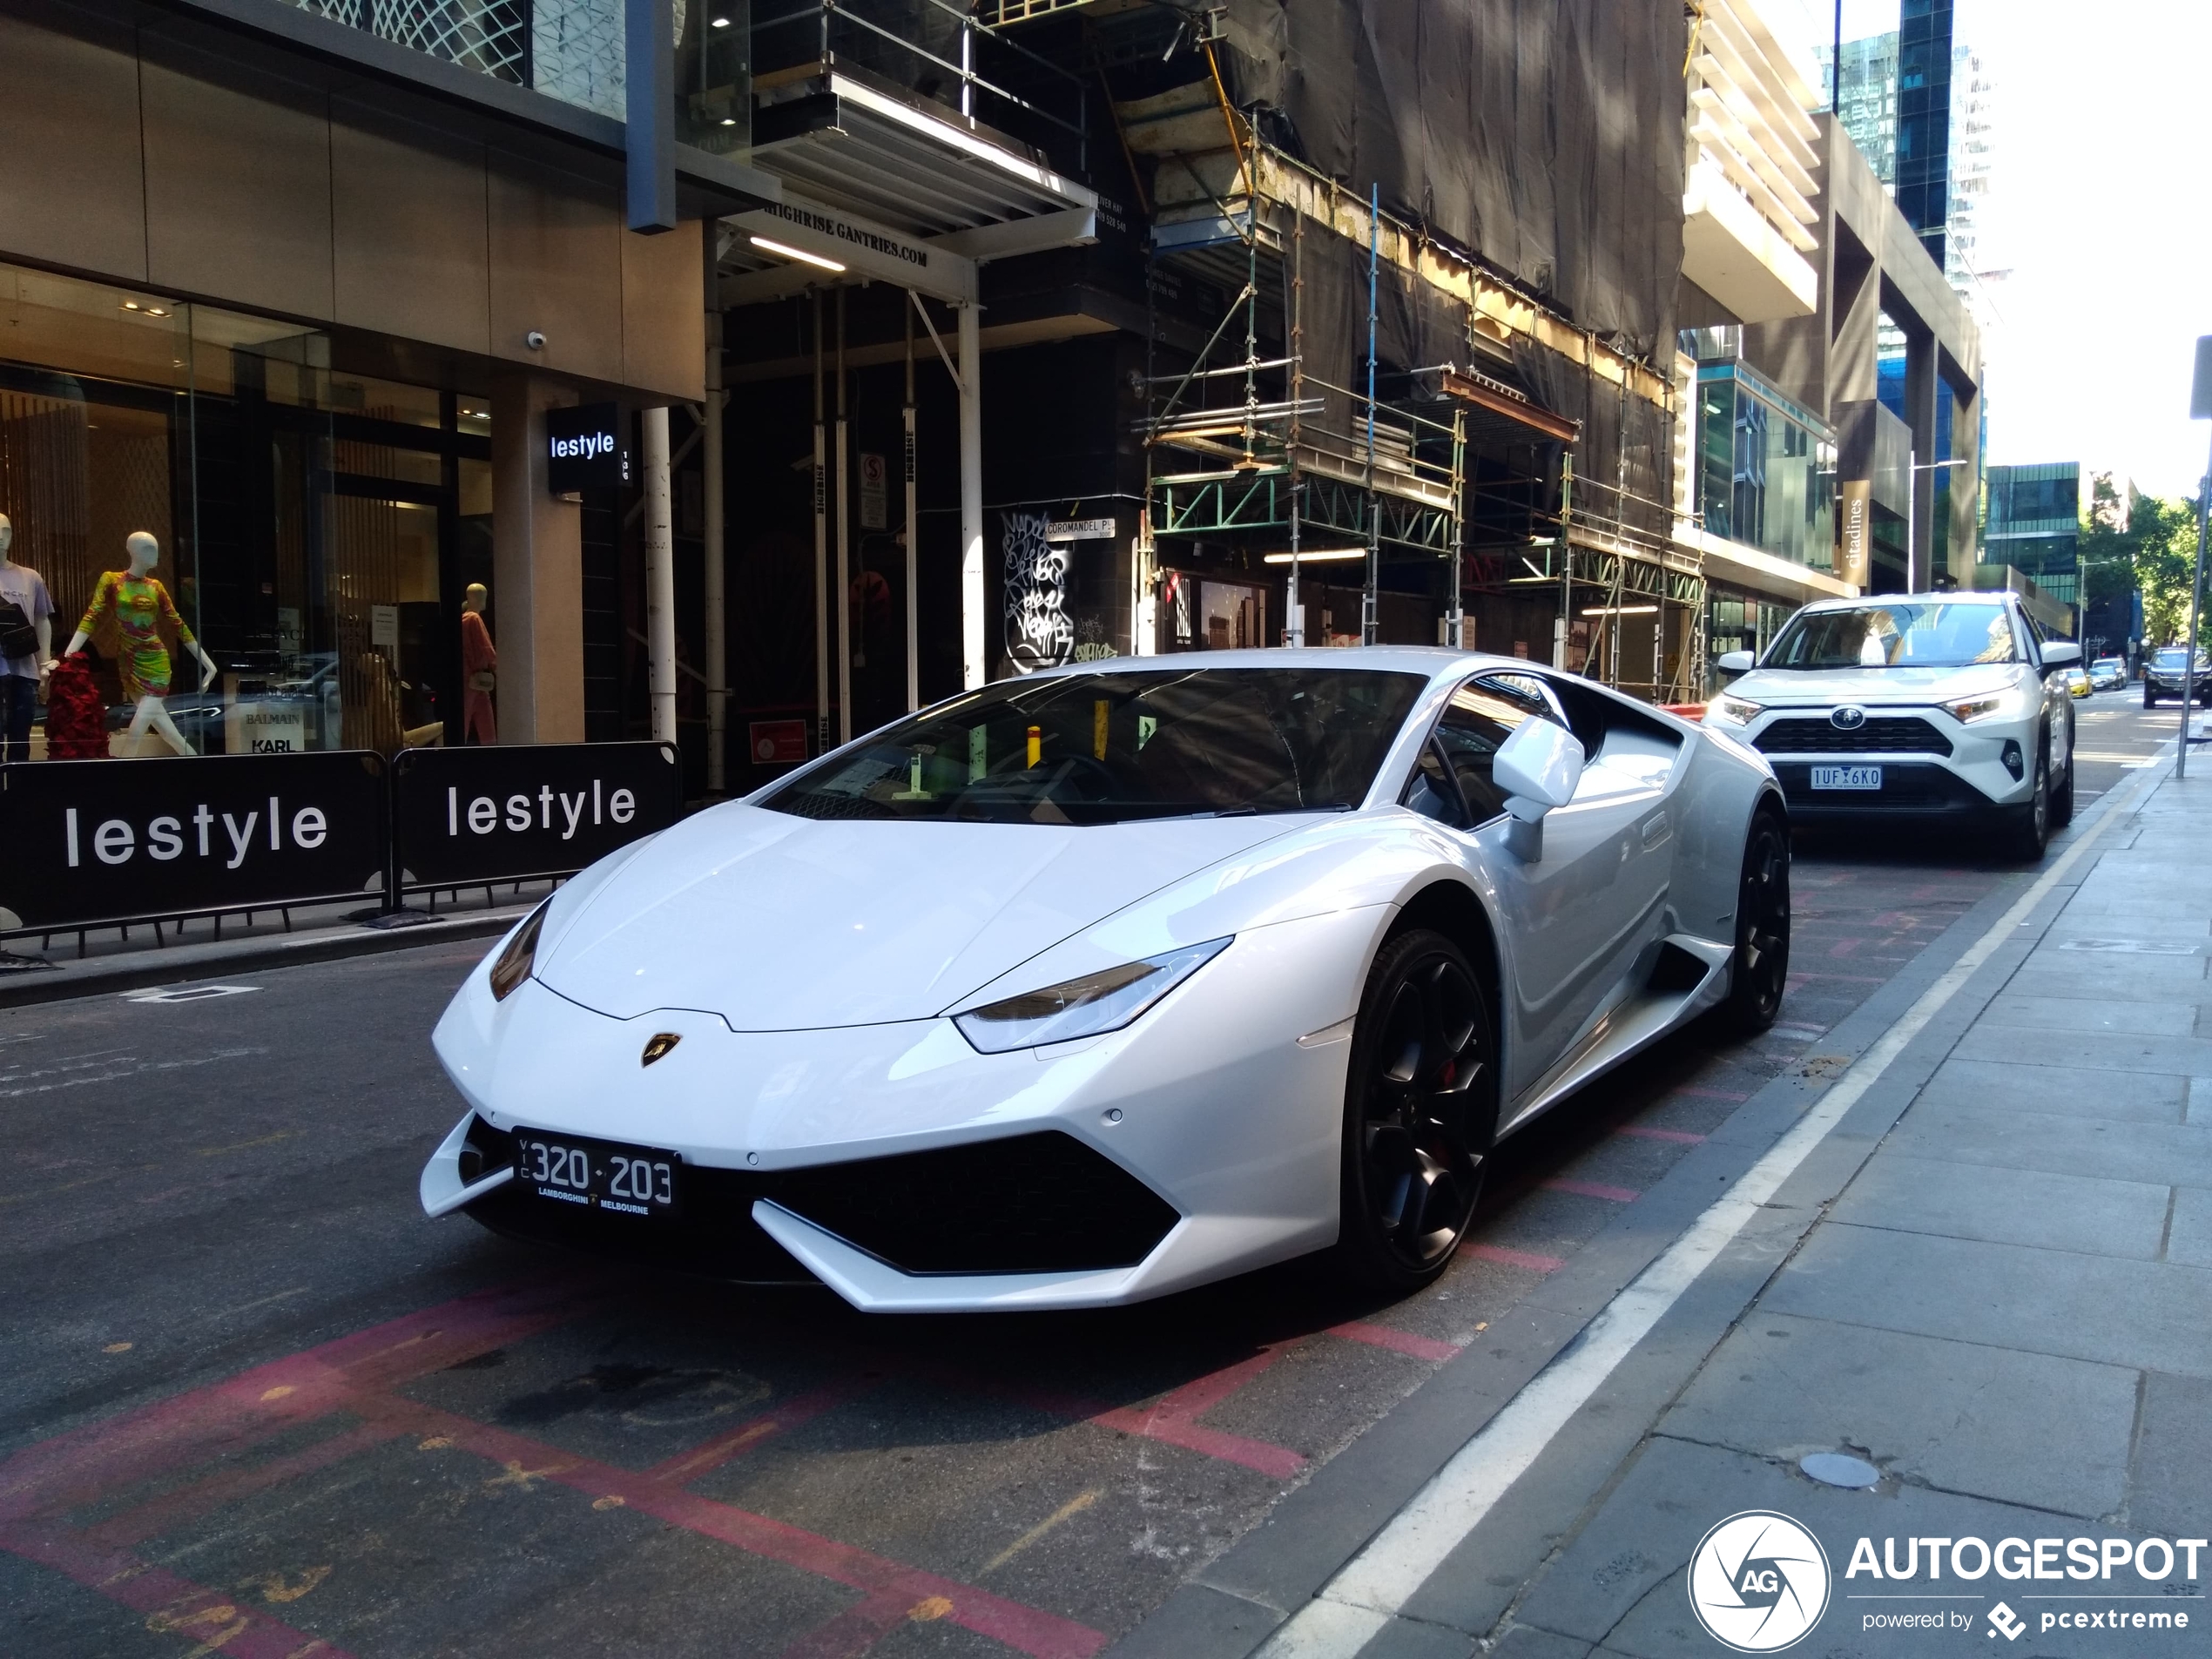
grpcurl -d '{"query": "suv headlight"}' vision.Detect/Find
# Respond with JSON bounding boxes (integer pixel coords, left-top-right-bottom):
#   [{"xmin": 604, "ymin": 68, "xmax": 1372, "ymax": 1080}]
[
  {"xmin": 1943, "ymin": 689, "xmax": 2024, "ymax": 724},
  {"xmin": 489, "ymin": 900, "xmax": 550, "ymax": 1001},
  {"xmin": 1707, "ymin": 694, "xmax": 1763, "ymax": 726},
  {"xmin": 954, "ymin": 937, "xmax": 1232, "ymax": 1054}
]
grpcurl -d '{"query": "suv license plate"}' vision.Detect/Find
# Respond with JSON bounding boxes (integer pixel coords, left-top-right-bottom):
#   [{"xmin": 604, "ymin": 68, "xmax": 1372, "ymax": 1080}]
[
  {"xmin": 511, "ymin": 1129, "xmax": 681, "ymax": 1218},
  {"xmin": 1811, "ymin": 765, "xmax": 1882, "ymax": 791}
]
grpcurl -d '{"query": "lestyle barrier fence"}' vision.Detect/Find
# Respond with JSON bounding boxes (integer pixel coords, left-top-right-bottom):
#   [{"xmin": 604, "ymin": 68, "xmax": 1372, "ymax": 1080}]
[{"xmin": 0, "ymin": 742, "xmax": 683, "ymax": 938}]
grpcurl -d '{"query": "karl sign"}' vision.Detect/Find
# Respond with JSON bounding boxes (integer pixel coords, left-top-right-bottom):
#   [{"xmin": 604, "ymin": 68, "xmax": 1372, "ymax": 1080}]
[
  {"xmin": 545, "ymin": 402, "xmax": 625, "ymax": 495},
  {"xmin": 391, "ymin": 741, "xmax": 683, "ymax": 888},
  {"xmin": 0, "ymin": 752, "xmax": 388, "ymax": 931}
]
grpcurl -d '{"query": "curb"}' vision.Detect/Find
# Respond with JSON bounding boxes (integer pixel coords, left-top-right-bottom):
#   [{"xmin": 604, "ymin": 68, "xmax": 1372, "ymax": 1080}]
[{"xmin": 0, "ymin": 907, "xmax": 529, "ymax": 1009}]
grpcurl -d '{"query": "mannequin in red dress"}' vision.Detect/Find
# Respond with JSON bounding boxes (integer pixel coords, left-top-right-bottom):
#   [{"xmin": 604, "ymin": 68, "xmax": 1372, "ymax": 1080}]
[{"xmin": 461, "ymin": 583, "xmax": 496, "ymax": 745}]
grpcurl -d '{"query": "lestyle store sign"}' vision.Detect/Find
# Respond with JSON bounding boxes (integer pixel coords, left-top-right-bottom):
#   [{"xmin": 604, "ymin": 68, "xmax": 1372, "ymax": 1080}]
[
  {"xmin": 0, "ymin": 752, "xmax": 388, "ymax": 931},
  {"xmin": 391, "ymin": 742, "xmax": 681, "ymax": 889},
  {"xmin": 545, "ymin": 402, "xmax": 625, "ymax": 495}
]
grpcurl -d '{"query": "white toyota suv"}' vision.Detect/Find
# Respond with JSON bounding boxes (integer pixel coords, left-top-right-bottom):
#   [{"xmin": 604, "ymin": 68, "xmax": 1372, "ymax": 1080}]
[{"xmin": 1706, "ymin": 592, "xmax": 2080, "ymax": 860}]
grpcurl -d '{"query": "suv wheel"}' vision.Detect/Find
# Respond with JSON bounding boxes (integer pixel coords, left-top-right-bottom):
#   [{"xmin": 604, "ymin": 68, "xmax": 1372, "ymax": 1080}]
[{"xmin": 2011, "ymin": 745, "xmax": 2051, "ymax": 861}]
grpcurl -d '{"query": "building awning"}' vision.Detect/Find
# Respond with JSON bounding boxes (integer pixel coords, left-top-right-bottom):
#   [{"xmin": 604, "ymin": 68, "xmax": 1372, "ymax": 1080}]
[
  {"xmin": 1680, "ymin": 523, "xmax": 1858, "ymax": 604},
  {"xmin": 750, "ymin": 68, "xmax": 1096, "ymax": 239}
]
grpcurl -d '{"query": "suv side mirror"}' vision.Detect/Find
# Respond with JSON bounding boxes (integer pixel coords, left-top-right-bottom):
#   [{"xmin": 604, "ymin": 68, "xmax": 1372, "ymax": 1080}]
[
  {"xmin": 1494, "ymin": 718, "xmax": 1584, "ymax": 861},
  {"xmin": 2040, "ymin": 639, "xmax": 2082, "ymax": 671},
  {"xmin": 1716, "ymin": 650, "xmax": 1756, "ymax": 674}
]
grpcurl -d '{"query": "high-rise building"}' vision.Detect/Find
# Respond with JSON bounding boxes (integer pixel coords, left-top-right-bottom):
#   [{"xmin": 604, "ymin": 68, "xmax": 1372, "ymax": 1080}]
[{"xmin": 1816, "ymin": 4, "xmax": 1994, "ymax": 300}]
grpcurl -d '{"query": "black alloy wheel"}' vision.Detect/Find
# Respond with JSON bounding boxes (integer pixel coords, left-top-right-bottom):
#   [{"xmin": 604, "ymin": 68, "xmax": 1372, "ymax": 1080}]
[
  {"xmin": 1335, "ymin": 928, "xmax": 1495, "ymax": 1292},
  {"xmin": 1722, "ymin": 812, "xmax": 1791, "ymax": 1033},
  {"xmin": 2012, "ymin": 743, "xmax": 2050, "ymax": 862}
]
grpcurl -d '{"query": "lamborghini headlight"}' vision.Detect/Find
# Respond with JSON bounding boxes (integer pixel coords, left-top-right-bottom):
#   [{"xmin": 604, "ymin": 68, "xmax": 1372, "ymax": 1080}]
[
  {"xmin": 489, "ymin": 900, "xmax": 550, "ymax": 1001},
  {"xmin": 954, "ymin": 937, "xmax": 1232, "ymax": 1054},
  {"xmin": 1707, "ymin": 694, "xmax": 1764, "ymax": 727}
]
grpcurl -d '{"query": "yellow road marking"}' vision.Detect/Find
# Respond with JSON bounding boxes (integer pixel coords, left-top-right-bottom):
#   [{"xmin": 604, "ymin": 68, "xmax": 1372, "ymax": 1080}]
[
  {"xmin": 483, "ymin": 1459, "xmax": 570, "ymax": 1492},
  {"xmin": 242, "ymin": 1566, "xmax": 330, "ymax": 1605},
  {"xmin": 982, "ymin": 1488, "xmax": 1100, "ymax": 1573}
]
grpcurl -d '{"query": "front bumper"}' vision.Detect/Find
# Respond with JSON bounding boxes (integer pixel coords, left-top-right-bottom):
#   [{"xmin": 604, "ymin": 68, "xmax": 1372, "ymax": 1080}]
[
  {"xmin": 421, "ymin": 906, "xmax": 1383, "ymax": 1311},
  {"xmin": 1725, "ymin": 708, "xmax": 2037, "ymax": 819},
  {"xmin": 1764, "ymin": 761, "xmax": 2012, "ymax": 819}
]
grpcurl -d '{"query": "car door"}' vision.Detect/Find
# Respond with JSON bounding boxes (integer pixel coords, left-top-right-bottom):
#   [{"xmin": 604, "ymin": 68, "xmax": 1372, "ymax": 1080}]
[{"xmin": 1406, "ymin": 673, "xmax": 1675, "ymax": 1108}]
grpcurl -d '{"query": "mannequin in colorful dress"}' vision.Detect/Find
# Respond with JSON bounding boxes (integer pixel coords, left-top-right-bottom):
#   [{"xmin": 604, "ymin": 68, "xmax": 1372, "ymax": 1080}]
[{"xmin": 64, "ymin": 531, "xmax": 217, "ymax": 758}]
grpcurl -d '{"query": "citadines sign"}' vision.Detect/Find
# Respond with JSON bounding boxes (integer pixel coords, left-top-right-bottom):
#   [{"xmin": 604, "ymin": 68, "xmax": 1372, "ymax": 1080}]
[
  {"xmin": 1838, "ymin": 479, "xmax": 1873, "ymax": 590},
  {"xmin": 545, "ymin": 402, "xmax": 624, "ymax": 494}
]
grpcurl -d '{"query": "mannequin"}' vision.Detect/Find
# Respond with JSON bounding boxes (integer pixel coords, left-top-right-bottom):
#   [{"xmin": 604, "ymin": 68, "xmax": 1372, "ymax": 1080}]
[
  {"xmin": 65, "ymin": 530, "xmax": 216, "ymax": 758},
  {"xmin": 0, "ymin": 515, "xmax": 55, "ymax": 763},
  {"xmin": 460, "ymin": 582, "xmax": 496, "ymax": 745}
]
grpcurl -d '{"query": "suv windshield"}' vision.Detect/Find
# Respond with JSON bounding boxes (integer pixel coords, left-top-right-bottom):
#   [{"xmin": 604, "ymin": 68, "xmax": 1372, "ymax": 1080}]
[
  {"xmin": 763, "ymin": 667, "xmax": 1426, "ymax": 826},
  {"xmin": 2153, "ymin": 648, "xmax": 2205, "ymax": 670},
  {"xmin": 1764, "ymin": 604, "xmax": 2019, "ymax": 670}
]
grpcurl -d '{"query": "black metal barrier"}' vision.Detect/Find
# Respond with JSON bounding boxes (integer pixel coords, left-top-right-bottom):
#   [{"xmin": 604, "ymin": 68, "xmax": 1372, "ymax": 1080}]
[
  {"xmin": 389, "ymin": 742, "xmax": 683, "ymax": 892},
  {"xmin": 0, "ymin": 752, "xmax": 389, "ymax": 933},
  {"xmin": 0, "ymin": 741, "xmax": 684, "ymax": 939}
]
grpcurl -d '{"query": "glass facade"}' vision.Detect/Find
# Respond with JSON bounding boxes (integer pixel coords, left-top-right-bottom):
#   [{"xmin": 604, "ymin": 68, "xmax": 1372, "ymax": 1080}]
[
  {"xmin": 0, "ymin": 262, "xmax": 487, "ymax": 759},
  {"xmin": 1693, "ymin": 360, "xmax": 1837, "ymax": 573},
  {"xmin": 1983, "ymin": 462, "xmax": 2080, "ymax": 606}
]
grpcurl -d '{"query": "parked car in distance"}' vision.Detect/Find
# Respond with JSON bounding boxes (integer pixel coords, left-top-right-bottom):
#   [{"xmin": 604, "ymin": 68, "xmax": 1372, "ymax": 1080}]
[
  {"xmin": 2066, "ymin": 668, "xmax": 2092, "ymax": 698},
  {"xmin": 1708, "ymin": 590, "xmax": 2078, "ymax": 861},
  {"xmin": 2090, "ymin": 657, "xmax": 2127, "ymax": 691},
  {"xmin": 2142, "ymin": 646, "xmax": 2212, "ymax": 708}
]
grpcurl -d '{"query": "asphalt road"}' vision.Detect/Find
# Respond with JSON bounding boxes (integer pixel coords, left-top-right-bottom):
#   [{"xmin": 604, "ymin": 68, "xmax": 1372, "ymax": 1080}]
[{"xmin": 0, "ymin": 691, "xmax": 2169, "ymax": 1659}]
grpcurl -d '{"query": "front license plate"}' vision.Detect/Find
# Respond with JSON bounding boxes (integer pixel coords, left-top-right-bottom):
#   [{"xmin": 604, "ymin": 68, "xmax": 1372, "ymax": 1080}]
[
  {"xmin": 510, "ymin": 1129, "xmax": 681, "ymax": 1218},
  {"xmin": 1810, "ymin": 765, "xmax": 1882, "ymax": 791}
]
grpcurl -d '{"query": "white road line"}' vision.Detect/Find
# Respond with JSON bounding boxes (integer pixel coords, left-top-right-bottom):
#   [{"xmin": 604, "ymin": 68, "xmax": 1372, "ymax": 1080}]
[{"xmin": 1258, "ymin": 750, "xmax": 2172, "ymax": 1657}]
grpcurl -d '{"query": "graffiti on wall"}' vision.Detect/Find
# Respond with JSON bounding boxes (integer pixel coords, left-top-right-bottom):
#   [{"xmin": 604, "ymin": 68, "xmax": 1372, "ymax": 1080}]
[{"xmin": 1001, "ymin": 511, "xmax": 1073, "ymax": 673}]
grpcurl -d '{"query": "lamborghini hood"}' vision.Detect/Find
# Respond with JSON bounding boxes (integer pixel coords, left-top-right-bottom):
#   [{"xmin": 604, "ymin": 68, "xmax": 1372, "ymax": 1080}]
[{"xmin": 531, "ymin": 802, "xmax": 1310, "ymax": 1028}]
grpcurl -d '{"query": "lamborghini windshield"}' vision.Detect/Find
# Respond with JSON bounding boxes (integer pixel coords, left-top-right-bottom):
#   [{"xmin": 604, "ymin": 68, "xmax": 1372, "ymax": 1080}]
[
  {"xmin": 1764, "ymin": 603, "xmax": 2020, "ymax": 670},
  {"xmin": 764, "ymin": 667, "xmax": 1427, "ymax": 826}
]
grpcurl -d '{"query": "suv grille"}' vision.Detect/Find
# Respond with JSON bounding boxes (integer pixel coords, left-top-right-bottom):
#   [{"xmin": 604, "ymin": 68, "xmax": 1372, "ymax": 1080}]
[{"xmin": 1755, "ymin": 716, "xmax": 1953, "ymax": 757}]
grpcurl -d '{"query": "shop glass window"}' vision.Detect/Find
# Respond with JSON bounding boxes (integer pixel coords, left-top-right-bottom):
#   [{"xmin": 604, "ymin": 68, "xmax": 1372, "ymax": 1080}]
[{"xmin": 0, "ymin": 260, "xmax": 487, "ymax": 760}]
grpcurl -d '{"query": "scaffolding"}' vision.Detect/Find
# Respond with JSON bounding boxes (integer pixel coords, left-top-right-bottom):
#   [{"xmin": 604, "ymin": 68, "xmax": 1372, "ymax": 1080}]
[{"xmin": 1135, "ymin": 158, "xmax": 1703, "ymax": 698}]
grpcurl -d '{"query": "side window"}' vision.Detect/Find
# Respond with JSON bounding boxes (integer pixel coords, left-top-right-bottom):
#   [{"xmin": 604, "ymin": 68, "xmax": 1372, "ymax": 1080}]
[
  {"xmin": 1434, "ymin": 678, "xmax": 1554, "ymax": 824},
  {"xmin": 1403, "ymin": 741, "xmax": 1470, "ymax": 827}
]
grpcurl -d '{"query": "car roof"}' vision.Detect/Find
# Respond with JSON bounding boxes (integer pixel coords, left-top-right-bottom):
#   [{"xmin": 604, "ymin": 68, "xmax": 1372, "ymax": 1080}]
[{"xmin": 1017, "ymin": 646, "xmax": 1528, "ymax": 685}]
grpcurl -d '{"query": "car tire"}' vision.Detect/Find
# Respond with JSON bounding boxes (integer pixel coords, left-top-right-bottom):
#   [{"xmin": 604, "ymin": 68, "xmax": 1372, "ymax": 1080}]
[
  {"xmin": 1333, "ymin": 927, "xmax": 1496, "ymax": 1294},
  {"xmin": 2051, "ymin": 753, "xmax": 2075, "ymax": 828},
  {"xmin": 2146, "ymin": 688, "xmax": 2159, "ymax": 708},
  {"xmin": 2011, "ymin": 745, "xmax": 2051, "ymax": 861},
  {"xmin": 1721, "ymin": 810, "xmax": 1791, "ymax": 1034}
]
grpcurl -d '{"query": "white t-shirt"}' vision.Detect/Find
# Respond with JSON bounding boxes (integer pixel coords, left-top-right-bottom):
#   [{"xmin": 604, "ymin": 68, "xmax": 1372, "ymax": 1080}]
[{"xmin": 0, "ymin": 563, "xmax": 54, "ymax": 678}]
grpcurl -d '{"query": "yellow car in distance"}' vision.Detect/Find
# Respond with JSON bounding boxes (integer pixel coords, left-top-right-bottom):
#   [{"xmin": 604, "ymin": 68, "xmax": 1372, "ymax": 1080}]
[{"xmin": 2067, "ymin": 668, "xmax": 2093, "ymax": 698}]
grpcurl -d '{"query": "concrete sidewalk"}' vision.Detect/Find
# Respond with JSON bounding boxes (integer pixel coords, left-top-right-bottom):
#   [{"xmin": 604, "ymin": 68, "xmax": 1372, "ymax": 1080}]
[
  {"xmin": 1472, "ymin": 765, "xmax": 2212, "ymax": 1656},
  {"xmin": 1103, "ymin": 754, "xmax": 2209, "ymax": 1659}
]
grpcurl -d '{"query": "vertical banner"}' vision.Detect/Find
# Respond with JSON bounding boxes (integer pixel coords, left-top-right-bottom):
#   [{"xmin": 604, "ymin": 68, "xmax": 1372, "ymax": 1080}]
[
  {"xmin": 1838, "ymin": 480, "xmax": 1873, "ymax": 590},
  {"xmin": 391, "ymin": 742, "xmax": 683, "ymax": 888},
  {"xmin": 0, "ymin": 752, "xmax": 388, "ymax": 931}
]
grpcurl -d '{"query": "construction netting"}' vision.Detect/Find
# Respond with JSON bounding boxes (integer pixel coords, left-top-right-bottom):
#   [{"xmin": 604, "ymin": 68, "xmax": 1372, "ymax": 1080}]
[{"xmin": 1213, "ymin": 0, "xmax": 1685, "ymax": 360}]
